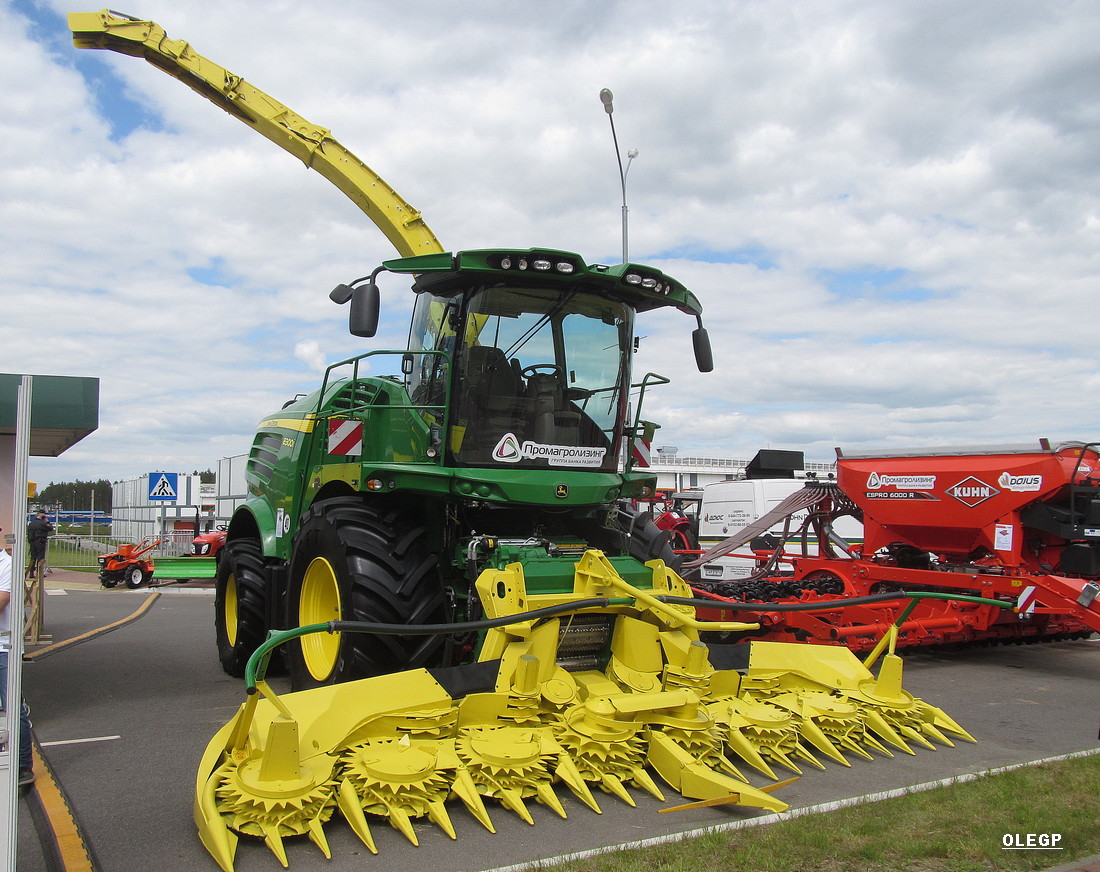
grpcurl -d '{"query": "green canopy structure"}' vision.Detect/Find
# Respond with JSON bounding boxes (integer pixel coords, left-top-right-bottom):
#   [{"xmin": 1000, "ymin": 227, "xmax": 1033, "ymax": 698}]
[
  {"xmin": 0, "ymin": 372, "xmax": 100, "ymax": 542},
  {"xmin": 0, "ymin": 373, "xmax": 99, "ymax": 457}
]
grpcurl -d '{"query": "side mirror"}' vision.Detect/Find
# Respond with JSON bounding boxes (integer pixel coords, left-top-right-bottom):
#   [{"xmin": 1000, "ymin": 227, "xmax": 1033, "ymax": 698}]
[
  {"xmin": 692, "ymin": 326, "xmax": 714, "ymax": 373},
  {"xmin": 329, "ymin": 284, "xmax": 353, "ymax": 304},
  {"xmin": 349, "ymin": 283, "xmax": 380, "ymax": 338}
]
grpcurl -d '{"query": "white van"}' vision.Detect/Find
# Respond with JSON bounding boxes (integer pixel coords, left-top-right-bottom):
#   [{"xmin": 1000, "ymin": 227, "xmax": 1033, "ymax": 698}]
[{"xmin": 695, "ymin": 477, "xmax": 862, "ymax": 581}]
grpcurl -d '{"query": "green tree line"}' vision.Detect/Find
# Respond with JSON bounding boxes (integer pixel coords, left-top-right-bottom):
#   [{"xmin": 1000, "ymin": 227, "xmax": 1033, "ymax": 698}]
[
  {"xmin": 34, "ymin": 479, "xmax": 113, "ymax": 512},
  {"xmin": 33, "ymin": 470, "xmax": 214, "ymax": 513}
]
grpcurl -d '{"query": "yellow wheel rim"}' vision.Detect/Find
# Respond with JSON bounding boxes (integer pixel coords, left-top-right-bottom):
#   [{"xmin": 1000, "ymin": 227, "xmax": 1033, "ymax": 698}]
[
  {"xmin": 300, "ymin": 556, "xmax": 343, "ymax": 681},
  {"xmin": 225, "ymin": 572, "xmax": 239, "ymax": 647}
]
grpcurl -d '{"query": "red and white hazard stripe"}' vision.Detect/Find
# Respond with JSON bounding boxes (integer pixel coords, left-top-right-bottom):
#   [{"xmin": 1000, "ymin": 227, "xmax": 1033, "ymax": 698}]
[
  {"xmin": 632, "ymin": 439, "xmax": 652, "ymax": 468},
  {"xmin": 328, "ymin": 419, "xmax": 363, "ymax": 456},
  {"xmin": 1016, "ymin": 585, "xmax": 1039, "ymax": 614}
]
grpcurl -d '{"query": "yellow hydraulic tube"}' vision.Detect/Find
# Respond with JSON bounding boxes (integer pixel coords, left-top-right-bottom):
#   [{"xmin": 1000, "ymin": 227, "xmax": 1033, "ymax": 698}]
[{"xmin": 69, "ymin": 10, "xmax": 443, "ymax": 258}]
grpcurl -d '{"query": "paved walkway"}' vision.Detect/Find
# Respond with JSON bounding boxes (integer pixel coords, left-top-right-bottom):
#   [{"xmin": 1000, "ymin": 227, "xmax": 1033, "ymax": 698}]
[
  {"xmin": 1044, "ymin": 854, "xmax": 1100, "ymax": 872},
  {"xmin": 16, "ymin": 569, "xmax": 217, "ymax": 872},
  {"xmin": 12, "ymin": 572, "xmax": 1100, "ymax": 872},
  {"xmin": 38, "ymin": 566, "xmax": 212, "ymax": 593}
]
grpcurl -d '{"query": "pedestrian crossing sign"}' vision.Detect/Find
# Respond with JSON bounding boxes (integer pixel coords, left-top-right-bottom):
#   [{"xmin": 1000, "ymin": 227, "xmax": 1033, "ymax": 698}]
[{"xmin": 149, "ymin": 472, "xmax": 178, "ymax": 501}]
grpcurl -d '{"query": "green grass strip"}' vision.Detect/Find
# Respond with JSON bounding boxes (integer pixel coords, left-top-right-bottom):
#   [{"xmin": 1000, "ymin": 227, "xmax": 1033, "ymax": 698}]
[{"xmin": 551, "ymin": 752, "xmax": 1100, "ymax": 872}]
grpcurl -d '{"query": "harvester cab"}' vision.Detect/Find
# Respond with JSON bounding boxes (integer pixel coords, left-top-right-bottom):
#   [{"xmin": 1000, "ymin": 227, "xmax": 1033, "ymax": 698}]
[{"xmin": 332, "ymin": 248, "xmax": 712, "ymax": 472}]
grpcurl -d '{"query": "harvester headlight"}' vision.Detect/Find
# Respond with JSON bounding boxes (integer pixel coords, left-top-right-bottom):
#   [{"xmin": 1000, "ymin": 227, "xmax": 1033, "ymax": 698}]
[
  {"xmin": 493, "ymin": 254, "xmax": 577, "ymax": 275},
  {"xmin": 366, "ymin": 478, "xmax": 386, "ymax": 491},
  {"xmin": 625, "ymin": 271, "xmax": 669, "ymax": 291}
]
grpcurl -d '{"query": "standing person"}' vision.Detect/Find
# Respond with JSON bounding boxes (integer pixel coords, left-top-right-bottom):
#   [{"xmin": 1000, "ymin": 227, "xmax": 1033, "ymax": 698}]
[
  {"xmin": 0, "ymin": 528, "xmax": 34, "ymax": 786},
  {"xmin": 26, "ymin": 509, "xmax": 53, "ymax": 579}
]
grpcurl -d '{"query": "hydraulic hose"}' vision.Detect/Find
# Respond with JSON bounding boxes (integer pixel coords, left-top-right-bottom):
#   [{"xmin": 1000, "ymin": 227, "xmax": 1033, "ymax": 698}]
[
  {"xmin": 663, "ymin": 590, "xmax": 1014, "ymax": 612},
  {"xmin": 673, "ymin": 590, "xmax": 1016, "ymax": 670},
  {"xmin": 244, "ymin": 597, "xmax": 632, "ymax": 688},
  {"xmin": 243, "ymin": 589, "xmax": 1013, "ymax": 689}
]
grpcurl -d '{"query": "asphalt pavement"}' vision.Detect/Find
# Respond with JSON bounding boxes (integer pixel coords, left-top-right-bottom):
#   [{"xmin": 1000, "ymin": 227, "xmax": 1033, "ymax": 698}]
[{"xmin": 12, "ymin": 571, "xmax": 1100, "ymax": 872}]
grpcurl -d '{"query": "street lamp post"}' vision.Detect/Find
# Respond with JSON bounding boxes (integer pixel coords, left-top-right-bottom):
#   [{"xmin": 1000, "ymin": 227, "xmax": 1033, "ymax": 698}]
[{"xmin": 599, "ymin": 89, "xmax": 638, "ymax": 264}]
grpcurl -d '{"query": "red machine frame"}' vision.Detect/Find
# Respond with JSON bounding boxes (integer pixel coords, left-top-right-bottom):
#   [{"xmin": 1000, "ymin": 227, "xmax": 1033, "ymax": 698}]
[{"xmin": 690, "ymin": 440, "xmax": 1100, "ymax": 651}]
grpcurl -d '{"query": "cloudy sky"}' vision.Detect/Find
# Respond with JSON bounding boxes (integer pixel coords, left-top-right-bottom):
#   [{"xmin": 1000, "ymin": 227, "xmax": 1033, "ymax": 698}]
[{"xmin": 4, "ymin": 0, "xmax": 1099, "ymax": 488}]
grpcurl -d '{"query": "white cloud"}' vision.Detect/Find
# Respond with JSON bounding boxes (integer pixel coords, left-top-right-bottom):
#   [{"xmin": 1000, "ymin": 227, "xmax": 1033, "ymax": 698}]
[
  {"xmin": 293, "ymin": 340, "xmax": 326, "ymax": 373},
  {"xmin": 4, "ymin": 0, "xmax": 1099, "ymax": 486}
]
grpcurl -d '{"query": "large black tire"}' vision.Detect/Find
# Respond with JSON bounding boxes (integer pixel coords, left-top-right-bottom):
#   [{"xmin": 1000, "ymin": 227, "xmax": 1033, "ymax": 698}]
[
  {"xmin": 287, "ymin": 498, "xmax": 448, "ymax": 691},
  {"xmin": 580, "ymin": 504, "xmax": 686, "ymax": 581},
  {"xmin": 605, "ymin": 505, "xmax": 683, "ymax": 571},
  {"xmin": 214, "ymin": 538, "xmax": 270, "ymax": 677}
]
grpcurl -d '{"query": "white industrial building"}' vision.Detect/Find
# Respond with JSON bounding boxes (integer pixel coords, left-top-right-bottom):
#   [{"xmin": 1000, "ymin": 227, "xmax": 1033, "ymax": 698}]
[
  {"xmin": 214, "ymin": 454, "xmax": 249, "ymax": 522},
  {"xmin": 110, "ymin": 472, "xmax": 215, "ymax": 545},
  {"xmin": 646, "ymin": 447, "xmax": 835, "ymax": 492}
]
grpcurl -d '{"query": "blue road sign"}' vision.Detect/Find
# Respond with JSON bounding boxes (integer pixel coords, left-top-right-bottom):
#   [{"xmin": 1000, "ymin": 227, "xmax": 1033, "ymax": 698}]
[{"xmin": 148, "ymin": 472, "xmax": 179, "ymax": 501}]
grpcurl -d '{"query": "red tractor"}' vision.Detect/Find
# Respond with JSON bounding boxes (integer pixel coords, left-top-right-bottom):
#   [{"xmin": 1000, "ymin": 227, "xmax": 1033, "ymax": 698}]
[
  {"xmin": 190, "ymin": 526, "xmax": 226, "ymax": 562},
  {"xmin": 639, "ymin": 490, "xmax": 701, "ymax": 553},
  {"xmin": 98, "ymin": 539, "xmax": 160, "ymax": 589},
  {"xmin": 188, "ymin": 506, "xmax": 227, "ymax": 564}
]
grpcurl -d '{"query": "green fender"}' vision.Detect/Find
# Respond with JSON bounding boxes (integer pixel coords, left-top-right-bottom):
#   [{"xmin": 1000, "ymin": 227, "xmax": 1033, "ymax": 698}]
[{"xmin": 228, "ymin": 500, "xmax": 286, "ymax": 561}]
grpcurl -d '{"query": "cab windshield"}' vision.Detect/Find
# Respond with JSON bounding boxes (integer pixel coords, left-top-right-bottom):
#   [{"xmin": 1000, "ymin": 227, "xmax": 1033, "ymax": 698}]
[{"xmin": 407, "ymin": 284, "xmax": 632, "ymax": 471}]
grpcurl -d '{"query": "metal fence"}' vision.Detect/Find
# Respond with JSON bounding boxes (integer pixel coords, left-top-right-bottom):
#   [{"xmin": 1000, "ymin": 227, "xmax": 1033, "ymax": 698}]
[{"xmin": 42, "ymin": 532, "xmax": 196, "ymax": 571}]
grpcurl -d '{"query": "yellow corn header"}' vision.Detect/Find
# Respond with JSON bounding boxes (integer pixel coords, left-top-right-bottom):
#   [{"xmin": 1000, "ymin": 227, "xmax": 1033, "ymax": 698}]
[{"xmin": 196, "ymin": 550, "xmax": 972, "ymax": 871}]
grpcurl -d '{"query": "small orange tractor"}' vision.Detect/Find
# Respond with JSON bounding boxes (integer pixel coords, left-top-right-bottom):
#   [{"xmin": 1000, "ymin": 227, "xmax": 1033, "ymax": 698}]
[{"xmin": 98, "ymin": 538, "xmax": 161, "ymax": 589}]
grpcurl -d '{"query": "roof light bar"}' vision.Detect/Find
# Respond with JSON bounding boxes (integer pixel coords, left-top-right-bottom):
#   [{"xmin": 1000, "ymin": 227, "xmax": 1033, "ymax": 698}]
[
  {"xmin": 492, "ymin": 253, "xmax": 579, "ymax": 275},
  {"xmin": 623, "ymin": 270, "xmax": 673, "ymax": 294}
]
